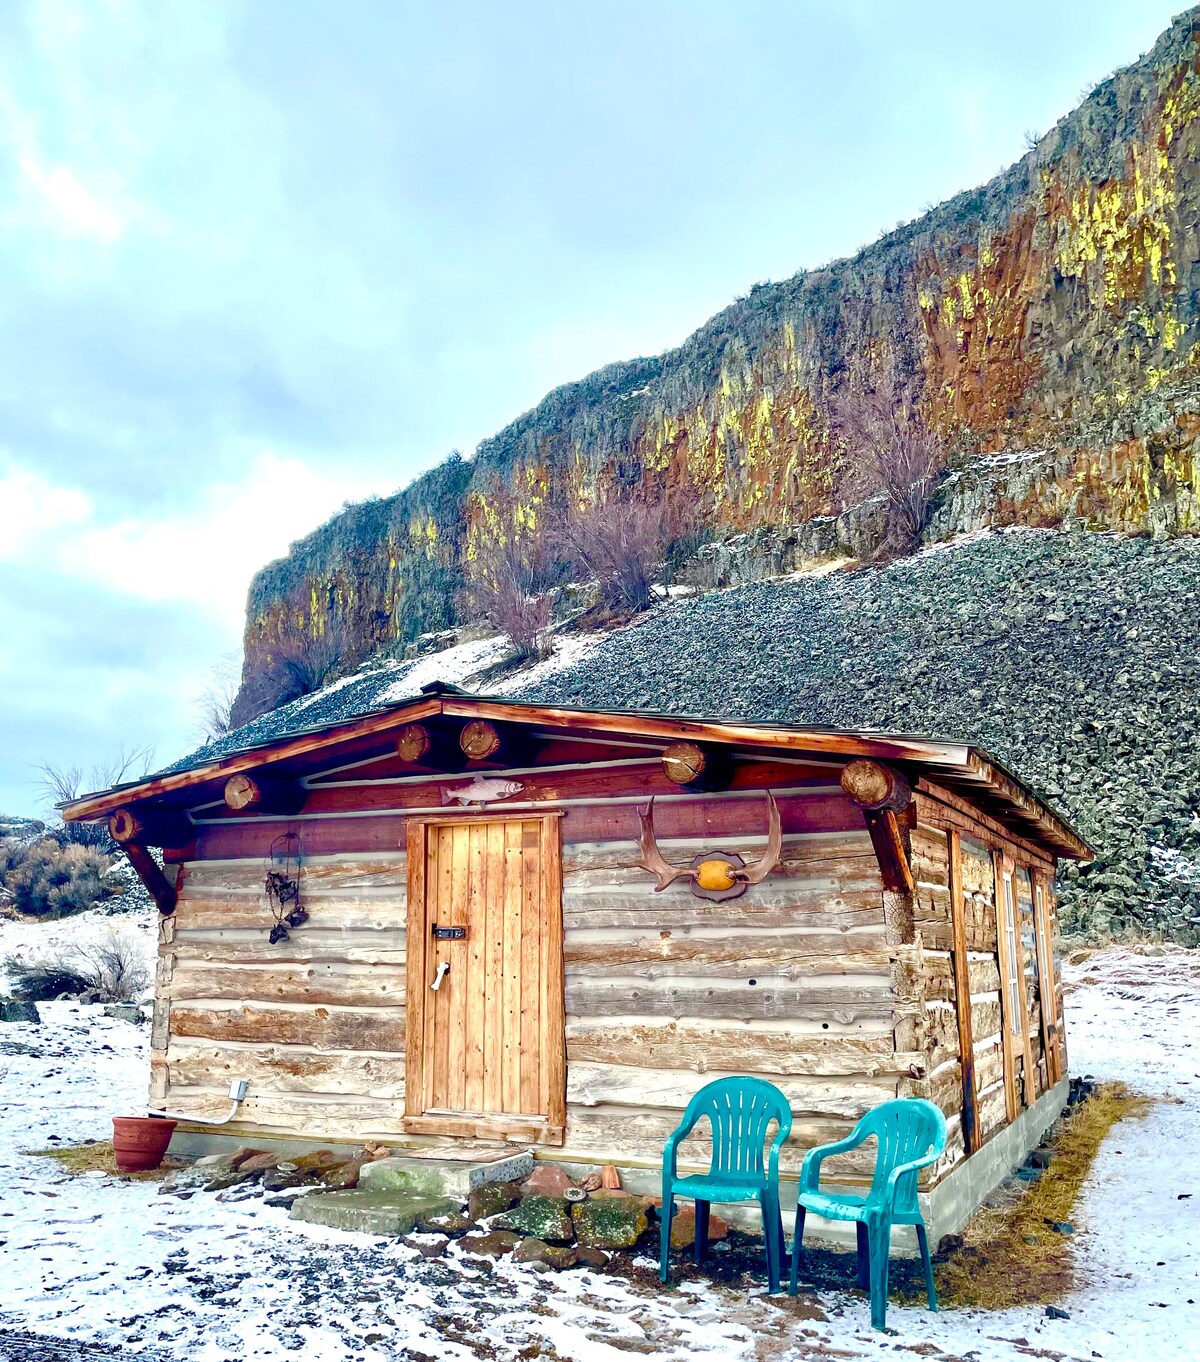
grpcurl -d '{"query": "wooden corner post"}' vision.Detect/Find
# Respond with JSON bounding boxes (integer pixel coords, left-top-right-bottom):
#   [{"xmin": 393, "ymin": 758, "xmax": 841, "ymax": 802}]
[
  {"xmin": 841, "ymin": 760, "xmax": 915, "ymax": 895},
  {"xmin": 947, "ymin": 830, "xmax": 980, "ymax": 1153}
]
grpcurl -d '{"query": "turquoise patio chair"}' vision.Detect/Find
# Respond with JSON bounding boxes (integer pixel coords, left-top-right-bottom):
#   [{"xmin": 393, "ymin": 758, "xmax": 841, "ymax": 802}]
[
  {"xmin": 660, "ymin": 1077, "xmax": 792, "ymax": 1292},
  {"xmin": 788, "ymin": 1098, "xmax": 946, "ymax": 1331}
]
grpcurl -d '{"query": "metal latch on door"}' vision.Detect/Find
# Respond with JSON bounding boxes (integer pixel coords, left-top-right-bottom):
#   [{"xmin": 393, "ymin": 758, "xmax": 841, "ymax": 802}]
[
  {"xmin": 430, "ymin": 960, "xmax": 451, "ymax": 992},
  {"xmin": 431, "ymin": 923, "xmax": 467, "ymax": 940}
]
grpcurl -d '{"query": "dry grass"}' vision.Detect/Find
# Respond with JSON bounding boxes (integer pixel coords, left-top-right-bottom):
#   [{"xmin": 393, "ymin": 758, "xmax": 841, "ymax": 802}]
[
  {"xmin": 929, "ymin": 1082, "xmax": 1153, "ymax": 1310},
  {"xmin": 25, "ymin": 1140, "xmax": 184, "ymax": 1183}
]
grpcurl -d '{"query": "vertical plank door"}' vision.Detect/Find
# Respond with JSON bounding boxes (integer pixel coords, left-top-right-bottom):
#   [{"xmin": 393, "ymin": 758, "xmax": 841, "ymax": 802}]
[{"xmin": 405, "ymin": 813, "xmax": 565, "ymax": 1144}]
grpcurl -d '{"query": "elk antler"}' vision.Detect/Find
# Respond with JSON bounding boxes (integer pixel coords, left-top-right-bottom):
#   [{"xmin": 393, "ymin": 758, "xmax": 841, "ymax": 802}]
[
  {"xmin": 732, "ymin": 791, "xmax": 782, "ymax": 884},
  {"xmin": 636, "ymin": 799, "xmax": 694, "ymax": 892}
]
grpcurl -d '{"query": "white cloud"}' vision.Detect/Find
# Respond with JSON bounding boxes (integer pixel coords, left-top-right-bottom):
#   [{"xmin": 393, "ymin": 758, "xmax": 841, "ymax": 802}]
[
  {"xmin": 0, "ymin": 458, "xmax": 93, "ymax": 557},
  {"xmin": 8, "ymin": 450, "xmax": 376, "ymax": 632},
  {"xmin": 16, "ymin": 153, "xmax": 130, "ymax": 242}
]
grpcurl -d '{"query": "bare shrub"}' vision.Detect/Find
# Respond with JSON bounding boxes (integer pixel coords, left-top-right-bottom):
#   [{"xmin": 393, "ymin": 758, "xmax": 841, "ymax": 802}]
[
  {"xmin": 75, "ymin": 935, "xmax": 150, "ymax": 1001},
  {"xmin": 3, "ymin": 956, "xmax": 92, "ymax": 1000},
  {"xmin": 276, "ymin": 620, "xmax": 352, "ymax": 700},
  {"xmin": 228, "ymin": 622, "xmax": 355, "ymax": 727},
  {"xmin": 4, "ymin": 934, "xmax": 149, "ymax": 1002},
  {"xmin": 828, "ymin": 364, "xmax": 943, "ymax": 559},
  {"xmin": 549, "ymin": 494, "xmax": 684, "ymax": 615},
  {"xmin": 196, "ymin": 655, "xmax": 241, "ymax": 740},
  {"xmin": 462, "ymin": 532, "xmax": 553, "ymax": 662},
  {"xmin": 1, "ymin": 841, "xmax": 121, "ymax": 918}
]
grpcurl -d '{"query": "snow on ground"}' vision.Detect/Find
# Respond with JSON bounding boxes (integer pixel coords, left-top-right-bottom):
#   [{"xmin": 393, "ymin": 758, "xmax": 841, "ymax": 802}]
[
  {"xmin": 0, "ymin": 946, "xmax": 1196, "ymax": 1361},
  {"xmin": 0, "ymin": 909, "xmax": 156, "ymax": 995}
]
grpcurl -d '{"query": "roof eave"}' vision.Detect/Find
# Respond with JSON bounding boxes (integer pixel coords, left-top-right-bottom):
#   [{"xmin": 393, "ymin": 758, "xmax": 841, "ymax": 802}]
[{"xmin": 61, "ymin": 692, "xmax": 1091, "ymax": 861}]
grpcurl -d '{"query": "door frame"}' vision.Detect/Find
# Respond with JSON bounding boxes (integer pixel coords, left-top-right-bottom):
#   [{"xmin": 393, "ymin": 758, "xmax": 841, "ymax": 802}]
[{"xmin": 402, "ymin": 811, "xmax": 566, "ymax": 1145}]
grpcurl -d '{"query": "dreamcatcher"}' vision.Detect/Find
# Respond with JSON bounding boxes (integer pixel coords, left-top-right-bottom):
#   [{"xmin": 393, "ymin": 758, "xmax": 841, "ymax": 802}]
[{"xmin": 264, "ymin": 832, "xmax": 308, "ymax": 943}]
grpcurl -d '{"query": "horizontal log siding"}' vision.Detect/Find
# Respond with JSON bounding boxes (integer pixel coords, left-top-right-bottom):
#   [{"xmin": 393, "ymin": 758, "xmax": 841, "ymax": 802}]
[
  {"xmin": 159, "ymin": 809, "xmax": 899, "ymax": 1166},
  {"xmin": 559, "ymin": 823, "xmax": 900, "ymax": 1178},
  {"xmin": 156, "ymin": 850, "xmax": 409, "ymax": 1132}
]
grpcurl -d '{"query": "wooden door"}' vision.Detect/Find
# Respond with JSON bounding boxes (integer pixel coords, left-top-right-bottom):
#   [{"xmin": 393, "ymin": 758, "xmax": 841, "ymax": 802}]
[{"xmin": 404, "ymin": 814, "xmax": 565, "ymax": 1144}]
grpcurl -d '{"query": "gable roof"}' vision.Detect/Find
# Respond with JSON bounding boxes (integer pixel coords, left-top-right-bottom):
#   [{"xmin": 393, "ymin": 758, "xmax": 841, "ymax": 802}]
[{"xmin": 62, "ymin": 682, "xmax": 1092, "ymax": 860}]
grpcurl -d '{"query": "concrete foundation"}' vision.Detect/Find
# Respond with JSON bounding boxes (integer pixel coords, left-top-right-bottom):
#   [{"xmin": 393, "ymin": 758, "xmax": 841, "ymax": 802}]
[
  {"xmin": 359, "ymin": 1148, "xmax": 533, "ymax": 1197},
  {"xmin": 290, "ymin": 1190, "xmax": 456, "ymax": 1235},
  {"xmin": 922, "ymin": 1077, "xmax": 1070, "ymax": 1244}
]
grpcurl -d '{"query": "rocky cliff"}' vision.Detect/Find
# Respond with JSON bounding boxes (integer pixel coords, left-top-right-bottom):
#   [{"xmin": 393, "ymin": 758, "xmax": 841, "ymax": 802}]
[{"xmin": 236, "ymin": 9, "xmax": 1200, "ymax": 720}]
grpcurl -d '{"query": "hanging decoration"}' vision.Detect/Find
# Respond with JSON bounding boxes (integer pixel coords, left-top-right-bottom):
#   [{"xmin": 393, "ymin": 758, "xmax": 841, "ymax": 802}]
[{"xmin": 264, "ymin": 832, "xmax": 308, "ymax": 943}]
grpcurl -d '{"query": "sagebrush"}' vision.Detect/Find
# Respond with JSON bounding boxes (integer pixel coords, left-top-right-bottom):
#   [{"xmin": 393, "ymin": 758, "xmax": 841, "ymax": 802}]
[{"xmin": 0, "ymin": 839, "xmax": 121, "ymax": 918}]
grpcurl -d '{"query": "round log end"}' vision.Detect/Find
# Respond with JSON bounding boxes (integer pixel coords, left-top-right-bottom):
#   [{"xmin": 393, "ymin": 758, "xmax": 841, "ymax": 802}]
[
  {"xmin": 459, "ymin": 720, "xmax": 502, "ymax": 761},
  {"xmin": 840, "ymin": 759, "xmax": 912, "ymax": 812},
  {"xmin": 224, "ymin": 774, "xmax": 259, "ymax": 811},
  {"xmin": 107, "ymin": 808, "xmax": 137, "ymax": 843},
  {"xmin": 661, "ymin": 741, "xmax": 706, "ymax": 786},
  {"xmin": 397, "ymin": 723, "xmax": 433, "ymax": 763}
]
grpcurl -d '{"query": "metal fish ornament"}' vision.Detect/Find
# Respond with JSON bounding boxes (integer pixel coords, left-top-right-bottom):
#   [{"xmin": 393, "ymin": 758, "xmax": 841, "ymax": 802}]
[{"xmin": 443, "ymin": 775, "xmax": 525, "ymax": 806}]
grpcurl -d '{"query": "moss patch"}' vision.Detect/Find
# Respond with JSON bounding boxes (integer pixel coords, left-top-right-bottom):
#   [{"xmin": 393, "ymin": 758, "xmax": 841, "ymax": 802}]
[
  {"xmin": 927, "ymin": 1082, "xmax": 1153, "ymax": 1310},
  {"xmin": 24, "ymin": 1141, "xmax": 184, "ymax": 1183}
]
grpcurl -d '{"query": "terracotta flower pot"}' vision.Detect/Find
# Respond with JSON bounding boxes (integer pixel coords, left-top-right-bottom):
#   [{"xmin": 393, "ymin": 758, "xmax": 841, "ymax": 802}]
[{"xmin": 112, "ymin": 1116, "xmax": 177, "ymax": 1172}]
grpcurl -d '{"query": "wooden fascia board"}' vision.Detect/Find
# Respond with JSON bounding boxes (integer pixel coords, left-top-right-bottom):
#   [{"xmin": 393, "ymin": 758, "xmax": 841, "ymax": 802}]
[
  {"xmin": 915, "ymin": 780, "xmax": 1060, "ymax": 868},
  {"xmin": 61, "ymin": 697, "xmax": 446, "ymax": 822},
  {"xmin": 962, "ymin": 751, "xmax": 1091, "ymax": 860},
  {"xmin": 438, "ymin": 697, "xmax": 973, "ymax": 767}
]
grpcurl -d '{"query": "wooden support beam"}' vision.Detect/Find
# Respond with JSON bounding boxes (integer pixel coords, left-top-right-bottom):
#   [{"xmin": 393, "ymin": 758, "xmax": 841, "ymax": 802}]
[
  {"xmin": 842, "ymin": 760, "xmax": 914, "ymax": 895},
  {"xmin": 660, "ymin": 741, "xmax": 730, "ymax": 790},
  {"xmin": 121, "ymin": 841, "xmax": 177, "ymax": 916},
  {"xmin": 841, "ymin": 759, "xmax": 912, "ymax": 812},
  {"xmin": 948, "ymin": 830, "xmax": 980, "ymax": 1154},
  {"xmin": 223, "ymin": 773, "xmax": 306, "ymax": 815},
  {"xmin": 108, "ymin": 806, "xmax": 192, "ymax": 849},
  {"xmin": 861, "ymin": 809, "xmax": 916, "ymax": 895},
  {"xmin": 397, "ymin": 722, "xmax": 463, "ymax": 770},
  {"xmin": 457, "ymin": 719, "xmax": 527, "ymax": 765}
]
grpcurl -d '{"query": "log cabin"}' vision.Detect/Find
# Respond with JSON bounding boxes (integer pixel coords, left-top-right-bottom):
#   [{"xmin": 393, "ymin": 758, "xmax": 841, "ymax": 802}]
[{"xmin": 63, "ymin": 682, "xmax": 1091, "ymax": 1244}]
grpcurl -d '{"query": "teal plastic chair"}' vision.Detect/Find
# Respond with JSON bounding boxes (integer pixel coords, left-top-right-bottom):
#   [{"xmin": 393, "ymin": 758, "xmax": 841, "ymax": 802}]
[
  {"xmin": 788, "ymin": 1098, "xmax": 946, "ymax": 1330},
  {"xmin": 660, "ymin": 1077, "xmax": 792, "ymax": 1292}
]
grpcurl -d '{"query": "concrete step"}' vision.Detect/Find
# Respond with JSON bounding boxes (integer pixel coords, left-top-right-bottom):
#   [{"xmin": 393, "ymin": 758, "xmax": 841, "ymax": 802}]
[
  {"xmin": 289, "ymin": 1189, "xmax": 458, "ymax": 1236},
  {"xmin": 358, "ymin": 1145, "xmax": 532, "ymax": 1198}
]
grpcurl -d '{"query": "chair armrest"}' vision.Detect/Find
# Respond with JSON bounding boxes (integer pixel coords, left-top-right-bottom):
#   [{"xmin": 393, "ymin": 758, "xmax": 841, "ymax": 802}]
[
  {"xmin": 662, "ymin": 1110, "xmax": 700, "ymax": 1183},
  {"xmin": 883, "ymin": 1146, "xmax": 941, "ymax": 1208},
  {"xmin": 799, "ymin": 1130, "xmax": 867, "ymax": 1192}
]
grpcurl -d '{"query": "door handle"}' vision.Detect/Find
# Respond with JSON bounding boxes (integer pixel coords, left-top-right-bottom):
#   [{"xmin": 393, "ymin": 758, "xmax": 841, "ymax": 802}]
[{"xmin": 431, "ymin": 960, "xmax": 451, "ymax": 992}]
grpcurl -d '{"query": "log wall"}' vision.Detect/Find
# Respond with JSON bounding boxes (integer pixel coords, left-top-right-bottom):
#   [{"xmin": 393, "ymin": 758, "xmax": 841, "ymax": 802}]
[{"xmin": 148, "ymin": 747, "xmax": 1067, "ymax": 1190}]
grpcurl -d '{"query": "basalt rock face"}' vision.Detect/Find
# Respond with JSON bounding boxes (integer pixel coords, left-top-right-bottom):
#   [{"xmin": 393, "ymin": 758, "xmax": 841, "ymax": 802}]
[{"xmin": 237, "ymin": 11, "xmax": 1200, "ymax": 720}]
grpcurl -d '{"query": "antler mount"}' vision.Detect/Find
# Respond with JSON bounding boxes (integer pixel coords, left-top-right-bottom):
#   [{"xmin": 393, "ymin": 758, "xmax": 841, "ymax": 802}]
[{"xmin": 636, "ymin": 792, "xmax": 782, "ymax": 901}]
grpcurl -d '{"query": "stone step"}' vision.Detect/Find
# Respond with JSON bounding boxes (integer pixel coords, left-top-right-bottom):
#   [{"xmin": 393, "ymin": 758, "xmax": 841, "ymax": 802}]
[
  {"xmin": 358, "ymin": 1146, "xmax": 532, "ymax": 1198},
  {"xmin": 289, "ymin": 1189, "xmax": 458, "ymax": 1236}
]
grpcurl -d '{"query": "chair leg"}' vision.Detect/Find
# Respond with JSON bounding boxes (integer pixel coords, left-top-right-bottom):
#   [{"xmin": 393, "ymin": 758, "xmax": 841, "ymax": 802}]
[
  {"xmin": 761, "ymin": 1189, "xmax": 781, "ymax": 1294},
  {"xmin": 788, "ymin": 1207, "xmax": 806, "ymax": 1295},
  {"xmin": 868, "ymin": 1218, "xmax": 891, "ymax": 1332},
  {"xmin": 855, "ymin": 1221, "xmax": 870, "ymax": 1291},
  {"xmin": 659, "ymin": 1193, "xmax": 675, "ymax": 1285},
  {"xmin": 694, "ymin": 1200, "xmax": 710, "ymax": 1265},
  {"xmin": 915, "ymin": 1222, "xmax": 937, "ymax": 1312}
]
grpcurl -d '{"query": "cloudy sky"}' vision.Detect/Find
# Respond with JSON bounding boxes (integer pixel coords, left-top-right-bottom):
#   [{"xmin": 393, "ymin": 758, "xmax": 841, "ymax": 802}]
[{"xmin": 0, "ymin": 0, "xmax": 1180, "ymax": 817}]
